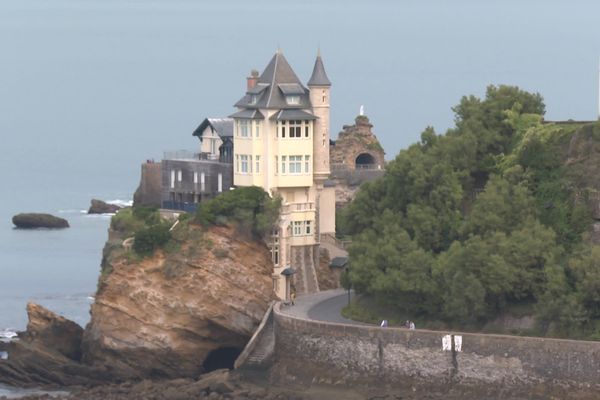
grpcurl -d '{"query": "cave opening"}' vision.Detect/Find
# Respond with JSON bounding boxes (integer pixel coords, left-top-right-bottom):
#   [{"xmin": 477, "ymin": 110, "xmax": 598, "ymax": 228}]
[
  {"xmin": 202, "ymin": 346, "xmax": 242, "ymax": 372},
  {"xmin": 355, "ymin": 153, "xmax": 376, "ymax": 169}
]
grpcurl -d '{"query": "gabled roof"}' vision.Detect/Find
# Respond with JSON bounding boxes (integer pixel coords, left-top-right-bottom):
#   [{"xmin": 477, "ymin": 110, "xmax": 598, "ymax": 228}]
[
  {"xmin": 307, "ymin": 54, "xmax": 331, "ymax": 87},
  {"xmin": 234, "ymin": 51, "xmax": 311, "ymax": 110},
  {"xmin": 192, "ymin": 118, "xmax": 234, "ymax": 139}
]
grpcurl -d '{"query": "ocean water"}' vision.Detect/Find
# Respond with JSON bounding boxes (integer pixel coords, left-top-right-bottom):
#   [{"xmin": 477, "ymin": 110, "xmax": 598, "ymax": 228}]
[{"xmin": 1, "ymin": 0, "xmax": 600, "ymax": 340}]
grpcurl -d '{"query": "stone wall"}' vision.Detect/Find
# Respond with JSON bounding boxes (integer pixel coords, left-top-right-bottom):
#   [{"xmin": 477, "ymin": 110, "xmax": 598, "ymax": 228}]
[
  {"xmin": 271, "ymin": 303, "xmax": 600, "ymax": 398},
  {"xmin": 133, "ymin": 161, "xmax": 162, "ymax": 207},
  {"xmin": 330, "ymin": 115, "xmax": 385, "ymax": 170}
]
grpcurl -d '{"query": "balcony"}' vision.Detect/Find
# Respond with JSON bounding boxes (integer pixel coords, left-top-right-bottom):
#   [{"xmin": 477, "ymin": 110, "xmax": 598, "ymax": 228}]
[
  {"xmin": 281, "ymin": 202, "xmax": 315, "ymax": 214},
  {"xmin": 164, "ymin": 150, "xmax": 219, "ymax": 161}
]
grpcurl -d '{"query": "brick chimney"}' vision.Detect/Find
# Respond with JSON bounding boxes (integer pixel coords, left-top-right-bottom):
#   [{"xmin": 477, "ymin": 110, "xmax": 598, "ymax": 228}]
[{"xmin": 247, "ymin": 69, "xmax": 259, "ymax": 90}]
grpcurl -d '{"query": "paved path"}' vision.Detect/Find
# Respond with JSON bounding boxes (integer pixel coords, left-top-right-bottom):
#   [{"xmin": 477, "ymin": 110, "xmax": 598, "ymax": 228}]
[{"xmin": 279, "ymin": 289, "xmax": 371, "ymax": 326}]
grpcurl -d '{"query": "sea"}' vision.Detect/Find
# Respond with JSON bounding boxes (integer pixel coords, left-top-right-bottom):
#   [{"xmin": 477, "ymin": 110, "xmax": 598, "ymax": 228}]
[{"xmin": 0, "ymin": 0, "xmax": 599, "ymax": 394}]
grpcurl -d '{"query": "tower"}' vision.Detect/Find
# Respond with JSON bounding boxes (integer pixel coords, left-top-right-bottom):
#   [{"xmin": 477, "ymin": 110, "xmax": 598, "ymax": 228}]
[{"xmin": 308, "ymin": 51, "xmax": 332, "ymax": 182}]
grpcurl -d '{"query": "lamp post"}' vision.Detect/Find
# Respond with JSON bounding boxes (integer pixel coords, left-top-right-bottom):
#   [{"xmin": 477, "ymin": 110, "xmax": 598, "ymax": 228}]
[{"xmin": 345, "ymin": 266, "xmax": 351, "ymax": 307}]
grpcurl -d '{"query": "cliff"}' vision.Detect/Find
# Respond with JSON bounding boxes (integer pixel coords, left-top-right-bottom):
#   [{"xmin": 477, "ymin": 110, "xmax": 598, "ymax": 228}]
[
  {"xmin": 0, "ymin": 216, "xmax": 275, "ymax": 387},
  {"xmin": 82, "ymin": 219, "xmax": 275, "ymax": 380}
]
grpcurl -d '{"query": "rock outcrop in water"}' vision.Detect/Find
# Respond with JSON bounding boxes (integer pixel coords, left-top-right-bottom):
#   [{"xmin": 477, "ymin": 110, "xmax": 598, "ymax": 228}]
[
  {"xmin": 0, "ymin": 304, "xmax": 101, "ymax": 387},
  {"xmin": 87, "ymin": 199, "xmax": 121, "ymax": 214},
  {"xmin": 11, "ymin": 213, "xmax": 69, "ymax": 229},
  {"xmin": 0, "ymin": 219, "xmax": 274, "ymax": 388}
]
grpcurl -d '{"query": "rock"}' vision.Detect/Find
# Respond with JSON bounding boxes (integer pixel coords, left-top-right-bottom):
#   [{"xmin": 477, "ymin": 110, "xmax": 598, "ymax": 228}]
[
  {"xmin": 24, "ymin": 303, "xmax": 83, "ymax": 361},
  {"xmin": 0, "ymin": 304, "xmax": 103, "ymax": 388},
  {"xmin": 88, "ymin": 199, "xmax": 121, "ymax": 214},
  {"xmin": 82, "ymin": 224, "xmax": 275, "ymax": 380},
  {"xmin": 12, "ymin": 213, "xmax": 69, "ymax": 229}
]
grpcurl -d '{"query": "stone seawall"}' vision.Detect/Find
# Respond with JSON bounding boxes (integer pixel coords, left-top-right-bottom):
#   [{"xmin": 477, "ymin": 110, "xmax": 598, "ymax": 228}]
[{"xmin": 272, "ymin": 303, "xmax": 600, "ymax": 398}]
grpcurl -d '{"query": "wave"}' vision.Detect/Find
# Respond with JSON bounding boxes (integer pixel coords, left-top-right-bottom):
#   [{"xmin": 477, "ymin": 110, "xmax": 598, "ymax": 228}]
[
  {"xmin": 57, "ymin": 209, "xmax": 87, "ymax": 214},
  {"xmin": 106, "ymin": 199, "xmax": 133, "ymax": 207},
  {"xmin": 0, "ymin": 329, "xmax": 17, "ymax": 342}
]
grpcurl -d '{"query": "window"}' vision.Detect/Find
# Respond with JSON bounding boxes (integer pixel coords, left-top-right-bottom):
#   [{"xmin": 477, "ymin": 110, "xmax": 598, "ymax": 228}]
[
  {"xmin": 177, "ymin": 170, "xmax": 182, "ymax": 182},
  {"xmin": 304, "ymin": 155, "xmax": 310, "ymax": 173},
  {"xmin": 293, "ymin": 221, "xmax": 303, "ymax": 236},
  {"xmin": 281, "ymin": 156, "xmax": 286, "ymax": 173},
  {"xmin": 241, "ymin": 155, "xmax": 249, "ymax": 173},
  {"xmin": 170, "ymin": 170, "xmax": 175, "ymax": 188},
  {"xmin": 305, "ymin": 124, "xmax": 309, "ymax": 138},
  {"xmin": 289, "ymin": 155, "xmax": 302, "ymax": 174},
  {"xmin": 193, "ymin": 172, "xmax": 198, "ymax": 184},
  {"xmin": 273, "ymin": 246, "xmax": 279, "ymax": 266},
  {"xmin": 289, "ymin": 120, "xmax": 302, "ymax": 138},
  {"xmin": 256, "ymin": 155, "xmax": 260, "ymax": 173},
  {"xmin": 200, "ymin": 172, "xmax": 205, "ymax": 191},
  {"xmin": 249, "ymin": 155, "xmax": 253, "ymax": 173},
  {"xmin": 218, "ymin": 173, "xmax": 222, "ymax": 192},
  {"xmin": 280, "ymin": 122, "xmax": 286, "ymax": 138},
  {"xmin": 305, "ymin": 221, "xmax": 312, "ymax": 235},
  {"xmin": 250, "ymin": 95, "xmax": 258, "ymax": 105},
  {"xmin": 211, "ymin": 139, "xmax": 216, "ymax": 154},
  {"xmin": 239, "ymin": 120, "xmax": 250, "ymax": 137},
  {"xmin": 286, "ymin": 95, "xmax": 300, "ymax": 105},
  {"xmin": 255, "ymin": 121, "xmax": 260, "ymax": 138}
]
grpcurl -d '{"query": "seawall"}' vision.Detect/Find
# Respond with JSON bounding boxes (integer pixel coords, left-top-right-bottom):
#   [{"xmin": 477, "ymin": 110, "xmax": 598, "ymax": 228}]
[{"xmin": 269, "ymin": 302, "xmax": 600, "ymax": 398}]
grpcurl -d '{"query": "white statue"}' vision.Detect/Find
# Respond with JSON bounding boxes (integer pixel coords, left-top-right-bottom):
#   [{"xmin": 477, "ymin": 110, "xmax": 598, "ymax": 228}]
[{"xmin": 359, "ymin": 105, "xmax": 364, "ymax": 116}]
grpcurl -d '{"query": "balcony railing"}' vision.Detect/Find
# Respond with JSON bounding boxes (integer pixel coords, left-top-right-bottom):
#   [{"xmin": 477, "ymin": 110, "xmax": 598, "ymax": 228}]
[
  {"xmin": 164, "ymin": 150, "xmax": 219, "ymax": 161},
  {"xmin": 281, "ymin": 202, "xmax": 315, "ymax": 214}
]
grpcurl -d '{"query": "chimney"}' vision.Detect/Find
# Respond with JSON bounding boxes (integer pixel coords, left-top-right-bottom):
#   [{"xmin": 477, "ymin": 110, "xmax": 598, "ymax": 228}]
[{"xmin": 247, "ymin": 69, "xmax": 259, "ymax": 91}]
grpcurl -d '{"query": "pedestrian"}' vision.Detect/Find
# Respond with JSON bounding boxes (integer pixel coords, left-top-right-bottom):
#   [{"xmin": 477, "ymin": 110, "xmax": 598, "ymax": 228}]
[
  {"xmin": 409, "ymin": 321, "xmax": 415, "ymax": 330},
  {"xmin": 380, "ymin": 319, "xmax": 388, "ymax": 327},
  {"xmin": 405, "ymin": 320, "xmax": 410, "ymax": 328},
  {"xmin": 290, "ymin": 290, "xmax": 296, "ymax": 306}
]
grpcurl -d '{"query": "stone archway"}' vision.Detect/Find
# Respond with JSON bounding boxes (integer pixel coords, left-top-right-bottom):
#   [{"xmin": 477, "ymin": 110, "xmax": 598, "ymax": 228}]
[{"xmin": 355, "ymin": 153, "xmax": 376, "ymax": 169}]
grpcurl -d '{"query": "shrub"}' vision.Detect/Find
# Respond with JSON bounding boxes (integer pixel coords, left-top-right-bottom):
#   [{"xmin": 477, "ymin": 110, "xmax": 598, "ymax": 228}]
[
  {"xmin": 133, "ymin": 223, "xmax": 171, "ymax": 255},
  {"xmin": 196, "ymin": 186, "xmax": 280, "ymax": 237}
]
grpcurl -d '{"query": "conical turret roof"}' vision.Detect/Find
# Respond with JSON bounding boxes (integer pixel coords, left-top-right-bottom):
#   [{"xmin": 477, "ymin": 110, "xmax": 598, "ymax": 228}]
[{"xmin": 307, "ymin": 54, "xmax": 331, "ymax": 87}]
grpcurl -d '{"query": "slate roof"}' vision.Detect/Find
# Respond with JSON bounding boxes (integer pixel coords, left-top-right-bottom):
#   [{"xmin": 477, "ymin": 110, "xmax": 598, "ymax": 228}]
[
  {"xmin": 330, "ymin": 257, "xmax": 348, "ymax": 269},
  {"xmin": 270, "ymin": 109, "xmax": 317, "ymax": 121},
  {"xmin": 234, "ymin": 51, "xmax": 311, "ymax": 110},
  {"xmin": 307, "ymin": 55, "xmax": 331, "ymax": 87},
  {"xmin": 192, "ymin": 118, "xmax": 234, "ymax": 139},
  {"xmin": 229, "ymin": 109, "xmax": 265, "ymax": 120}
]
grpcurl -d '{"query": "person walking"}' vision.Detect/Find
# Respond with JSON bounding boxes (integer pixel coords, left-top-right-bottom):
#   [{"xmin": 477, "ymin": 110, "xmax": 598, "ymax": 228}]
[{"xmin": 290, "ymin": 290, "xmax": 296, "ymax": 306}]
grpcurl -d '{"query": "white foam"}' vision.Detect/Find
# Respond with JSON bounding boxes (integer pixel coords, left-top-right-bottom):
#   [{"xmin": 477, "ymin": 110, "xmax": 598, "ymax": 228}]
[
  {"xmin": 106, "ymin": 199, "xmax": 133, "ymax": 207},
  {"xmin": 0, "ymin": 329, "xmax": 17, "ymax": 342}
]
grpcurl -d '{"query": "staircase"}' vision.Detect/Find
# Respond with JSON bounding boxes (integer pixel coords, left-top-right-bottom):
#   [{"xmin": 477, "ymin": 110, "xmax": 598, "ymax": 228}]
[
  {"xmin": 234, "ymin": 303, "xmax": 275, "ymax": 370},
  {"xmin": 292, "ymin": 246, "xmax": 320, "ymax": 294}
]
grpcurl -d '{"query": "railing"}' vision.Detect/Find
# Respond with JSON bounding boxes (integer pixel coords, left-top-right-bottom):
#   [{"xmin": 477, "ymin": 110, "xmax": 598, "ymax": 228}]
[
  {"xmin": 163, "ymin": 150, "xmax": 220, "ymax": 161},
  {"xmin": 162, "ymin": 201, "xmax": 198, "ymax": 213},
  {"xmin": 281, "ymin": 202, "xmax": 315, "ymax": 214},
  {"xmin": 355, "ymin": 163, "xmax": 380, "ymax": 170}
]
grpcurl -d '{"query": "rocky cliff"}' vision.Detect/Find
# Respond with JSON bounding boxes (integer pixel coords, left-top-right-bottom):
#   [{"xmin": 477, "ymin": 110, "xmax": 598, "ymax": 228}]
[
  {"xmin": 0, "ymin": 218, "xmax": 275, "ymax": 387},
  {"xmin": 82, "ymin": 221, "xmax": 275, "ymax": 380}
]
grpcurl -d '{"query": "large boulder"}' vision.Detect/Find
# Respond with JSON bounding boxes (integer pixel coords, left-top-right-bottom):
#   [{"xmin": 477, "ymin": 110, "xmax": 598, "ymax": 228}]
[
  {"xmin": 82, "ymin": 224, "xmax": 275, "ymax": 380},
  {"xmin": 0, "ymin": 304, "xmax": 103, "ymax": 387},
  {"xmin": 88, "ymin": 199, "xmax": 121, "ymax": 214},
  {"xmin": 12, "ymin": 213, "xmax": 69, "ymax": 229},
  {"xmin": 24, "ymin": 303, "xmax": 83, "ymax": 361}
]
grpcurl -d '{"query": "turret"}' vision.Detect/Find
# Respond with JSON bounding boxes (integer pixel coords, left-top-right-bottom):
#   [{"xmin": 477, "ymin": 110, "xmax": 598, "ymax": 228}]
[{"xmin": 308, "ymin": 51, "xmax": 331, "ymax": 182}]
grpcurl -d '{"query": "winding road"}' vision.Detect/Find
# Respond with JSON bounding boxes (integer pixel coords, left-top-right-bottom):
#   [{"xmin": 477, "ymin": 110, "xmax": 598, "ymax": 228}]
[{"xmin": 279, "ymin": 289, "xmax": 371, "ymax": 325}]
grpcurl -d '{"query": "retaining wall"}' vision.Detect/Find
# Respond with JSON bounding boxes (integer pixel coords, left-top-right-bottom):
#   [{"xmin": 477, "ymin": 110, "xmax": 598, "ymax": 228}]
[{"xmin": 272, "ymin": 303, "xmax": 600, "ymax": 396}]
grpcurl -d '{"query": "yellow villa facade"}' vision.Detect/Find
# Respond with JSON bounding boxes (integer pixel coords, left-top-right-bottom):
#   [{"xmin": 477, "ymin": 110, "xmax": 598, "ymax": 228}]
[{"xmin": 231, "ymin": 51, "xmax": 336, "ymax": 300}]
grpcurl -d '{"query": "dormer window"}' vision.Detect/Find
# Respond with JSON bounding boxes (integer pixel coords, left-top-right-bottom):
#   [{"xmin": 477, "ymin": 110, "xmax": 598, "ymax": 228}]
[
  {"xmin": 286, "ymin": 95, "xmax": 300, "ymax": 105},
  {"xmin": 249, "ymin": 95, "xmax": 258, "ymax": 105}
]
